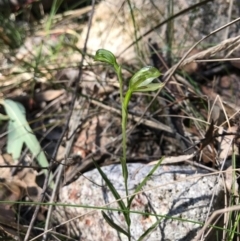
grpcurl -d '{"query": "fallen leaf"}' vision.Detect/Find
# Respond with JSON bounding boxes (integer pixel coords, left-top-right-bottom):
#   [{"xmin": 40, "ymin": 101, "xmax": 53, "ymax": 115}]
[{"xmin": 0, "ymin": 154, "xmax": 42, "ymax": 202}]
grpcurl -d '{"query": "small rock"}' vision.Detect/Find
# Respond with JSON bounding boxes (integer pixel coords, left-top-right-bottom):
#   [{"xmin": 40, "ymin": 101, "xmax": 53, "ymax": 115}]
[{"xmin": 54, "ymin": 163, "xmax": 224, "ymax": 241}]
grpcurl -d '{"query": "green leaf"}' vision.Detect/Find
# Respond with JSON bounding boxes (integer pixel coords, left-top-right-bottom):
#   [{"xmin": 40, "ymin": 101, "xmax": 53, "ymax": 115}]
[
  {"xmin": 132, "ymin": 83, "xmax": 164, "ymax": 92},
  {"xmin": 129, "ymin": 157, "xmax": 164, "ymax": 207},
  {"xmin": 129, "ymin": 66, "xmax": 161, "ymax": 90},
  {"xmin": 2, "ymin": 99, "xmax": 52, "ymax": 184},
  {"xmin": 102, "ymin": 211, "xmax": 130, "ymax": 237},
  {"xmin": 92, "ymin": 158, "xmax": 131, "ymax": 226},
  {"xmin": 94, "ymin": 49, "xmax": 118, "ymax": 67}
]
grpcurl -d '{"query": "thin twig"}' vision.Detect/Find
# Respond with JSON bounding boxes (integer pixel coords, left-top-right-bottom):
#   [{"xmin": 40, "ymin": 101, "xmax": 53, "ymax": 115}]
[
  {"xmin": 43, "ymin": 98, "xmax": 85, "ymax": 238},
  {"xmin": 194, "ymin": 205, "xmax": 240, "ymax": 241},
  {"xmin": 24, "ymin": 1, "xmax": 96, "ymax": 241},
  {"xmin": 167, "ymin": 35, "xmax": 240, "ymax": 69},
  {"xmin": 200, "ymin": 133, "xmax": 235, "ymax": 240},
  {"xmin": 42, "ymin": 1, "xmax": 96, "ymax": 240},
  {"xmin": 195, "ymin": 57, "xmax": 240, "ymax": 62},
  {"xmin": 164, "ymin": 18, "xmax": 240, "ymax": 80}
]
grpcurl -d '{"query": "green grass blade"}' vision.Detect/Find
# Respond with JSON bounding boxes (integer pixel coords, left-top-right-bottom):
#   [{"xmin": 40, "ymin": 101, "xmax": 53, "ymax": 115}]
[
  {"xmin": 137, "ymin": 217, "xmax": 164, "ymax": 241},
  {"xmin": 126, "ymin": 0, "xmax": 140, "ymax": 57},
  {"xmin": 45, "ymin": 0, "xmax": 64, "ymax": 31},
  {"xmin": 129, "ymin": 157, "xmax": 164, "ymax": 207},
  {"xmin": 102, "ymin": 211, "xmax": 130, "ymax": 238},
  {"xmin": 92, "ymin": 158, "xmax": 131, "ymax": 226}
]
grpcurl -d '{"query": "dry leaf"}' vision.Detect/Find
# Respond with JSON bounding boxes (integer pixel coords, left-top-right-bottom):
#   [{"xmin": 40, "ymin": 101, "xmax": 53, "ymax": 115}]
[{"xmin": 0, "ymin": 154, "xmax": 42, "ymax": 202}]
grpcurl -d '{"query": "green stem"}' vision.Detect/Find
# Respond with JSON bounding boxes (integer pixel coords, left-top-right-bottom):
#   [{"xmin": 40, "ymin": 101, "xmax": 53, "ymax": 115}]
[
  {"xmin": 115, "ymin": 64, "xmax": 129, "ymax": 202},
  {"xmin": 115, "ymin": 64, "xmax": 132, "ymax": 240},
  {"xmin": 124, "ymin": 90, "xmax": 133, "ymax": 241}
]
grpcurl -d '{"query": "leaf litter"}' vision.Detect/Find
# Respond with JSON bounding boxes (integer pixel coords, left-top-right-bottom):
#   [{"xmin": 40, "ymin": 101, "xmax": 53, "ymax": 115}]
[{"xmin": 1, "ymin": 0, "xmax": 240, "ymax": 240}]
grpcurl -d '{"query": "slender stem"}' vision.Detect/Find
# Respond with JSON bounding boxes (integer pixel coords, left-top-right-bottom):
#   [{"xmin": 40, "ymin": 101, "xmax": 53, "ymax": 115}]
[
  {"xmin": 115, "ymin": 64, "xmax": 129, "ymax": 202},
  {"xmin": 123, "ymin": 89, "xmax": 133, "ymax": 240},
  {"xmin": 116, "ymin": 65, "xmax": 131, "ymax": 240}
]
